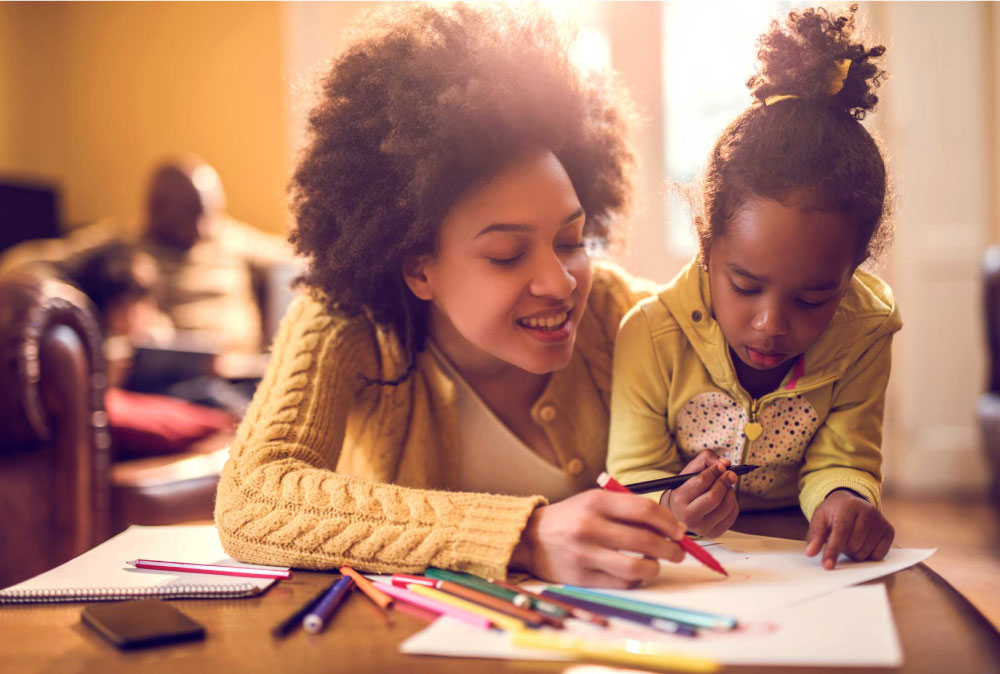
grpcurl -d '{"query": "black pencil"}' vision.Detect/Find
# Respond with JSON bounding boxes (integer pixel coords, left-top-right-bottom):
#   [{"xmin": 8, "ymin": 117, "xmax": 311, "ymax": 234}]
[
  {"xmin": 624, "ymin": 464, "xmax": 759, "ymax": 494},
  {"xmin": 271, "ymin": 576, "xmax": 341, "ymax": 638}
]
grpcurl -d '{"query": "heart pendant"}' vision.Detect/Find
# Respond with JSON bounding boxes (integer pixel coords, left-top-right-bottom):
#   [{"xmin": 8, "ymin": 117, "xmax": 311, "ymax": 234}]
[{"xmin": 744, "ymin": 422, "xmax": 763, "ymax": 442}]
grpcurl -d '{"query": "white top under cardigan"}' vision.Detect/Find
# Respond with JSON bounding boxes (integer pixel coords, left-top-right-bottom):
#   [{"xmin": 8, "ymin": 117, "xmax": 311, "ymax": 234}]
[{"xmin": 428, "ymin": 341, "xmax": 579, "ymax": 502}]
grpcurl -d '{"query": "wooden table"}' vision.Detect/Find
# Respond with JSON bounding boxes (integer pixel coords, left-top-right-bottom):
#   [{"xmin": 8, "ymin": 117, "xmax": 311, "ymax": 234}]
[{"xmin": 3, "ymin": 509, "xmax": 998, "ymax": 674}]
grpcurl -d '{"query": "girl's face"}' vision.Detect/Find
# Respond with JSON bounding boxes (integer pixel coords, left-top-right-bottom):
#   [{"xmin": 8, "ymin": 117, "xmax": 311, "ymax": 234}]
[
  {"xmin": 404, "ymin": 150, "xmax": 592, "ymax": 377},
  {"xmin": 706, "ymin": 194, "xmax": 857, "ymax": 373}
]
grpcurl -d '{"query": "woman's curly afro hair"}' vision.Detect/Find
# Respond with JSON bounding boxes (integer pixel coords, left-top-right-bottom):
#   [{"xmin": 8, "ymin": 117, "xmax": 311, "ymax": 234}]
[
  {"xmin": 699, "ymin": 4, "xmax": 892, "ymax": 268},
  {"xmin": 289, "ymin": 2, "xmax": 634, "ymax": 372}
]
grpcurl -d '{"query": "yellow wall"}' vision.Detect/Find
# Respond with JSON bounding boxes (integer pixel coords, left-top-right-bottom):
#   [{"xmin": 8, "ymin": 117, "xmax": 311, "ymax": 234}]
[
  {"xmin": 0, "ymin": 2, "xmax": 288, "ymax": 235},
  {"xmin": 0, "ymin": 4, "xmax": 14, "ymax": 163},
  {"xmin": 991, "ymin": 2, "xmax": 1000, "ymax": 243}
]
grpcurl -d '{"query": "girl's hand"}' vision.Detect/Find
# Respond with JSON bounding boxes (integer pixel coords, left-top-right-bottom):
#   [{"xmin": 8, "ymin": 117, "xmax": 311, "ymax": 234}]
[
  {"xmin": 805, "ymin": 489, "xmax": 895, "ymax": 569},
  {"xmin": 661, "ymin": 450, "xmax": 739, "ymax": 538},
  {"xmin": 509, "ymin": 488, "xmax": 687, "ymax": 588}
]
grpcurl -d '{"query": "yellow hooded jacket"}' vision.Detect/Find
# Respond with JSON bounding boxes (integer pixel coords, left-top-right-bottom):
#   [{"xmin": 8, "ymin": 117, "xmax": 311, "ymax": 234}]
[{"xmin": 608, "ymin": 258, "xmax": 902, "ymax": 520}]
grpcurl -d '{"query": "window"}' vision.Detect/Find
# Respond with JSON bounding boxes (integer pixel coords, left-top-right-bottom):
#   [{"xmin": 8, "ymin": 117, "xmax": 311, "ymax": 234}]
[{"xmin": 661, "ymin": 2, "xmax": 802, "ymax": 256}]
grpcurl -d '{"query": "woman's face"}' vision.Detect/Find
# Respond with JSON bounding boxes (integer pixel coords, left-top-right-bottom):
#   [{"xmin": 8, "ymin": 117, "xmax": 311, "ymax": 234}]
[{"xmin": 404, "ymin": 150, "xmax": 592, "ymax": 377}]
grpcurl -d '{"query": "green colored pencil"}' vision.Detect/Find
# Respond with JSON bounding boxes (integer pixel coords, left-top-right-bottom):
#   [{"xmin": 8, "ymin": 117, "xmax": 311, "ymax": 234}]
[{"xmin": 423, "ymin": 568, "xmax": 566, "ymax": 619}]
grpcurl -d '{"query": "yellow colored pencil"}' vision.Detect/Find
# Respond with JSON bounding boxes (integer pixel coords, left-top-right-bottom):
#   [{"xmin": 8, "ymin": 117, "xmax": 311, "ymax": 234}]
[
  {"xmin": 406, "ymin": 584, "xmax": 525, "ymax": 632},
  {"xmin": 340, "ymin": 567, "xmax": 393, "ymax": 611},
  {"xmin": 512, "ymin": 629, "xmax": 720, "ymax": 673}
]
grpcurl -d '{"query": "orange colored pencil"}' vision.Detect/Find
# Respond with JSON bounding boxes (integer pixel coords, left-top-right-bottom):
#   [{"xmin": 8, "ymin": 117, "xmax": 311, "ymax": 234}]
[
  {"xmin": 339, "ymin": 567, "xmax": 393, "ymax": 611},
  {"xmin": 434, "ymin": 579, "xmax": 559, "ymax": 628}
]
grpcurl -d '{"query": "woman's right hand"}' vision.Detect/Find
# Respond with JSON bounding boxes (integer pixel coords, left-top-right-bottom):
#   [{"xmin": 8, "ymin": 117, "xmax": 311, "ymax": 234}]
[{"xmin": 509, "ymin": 488, "xmax": 687, "ymax": 588}]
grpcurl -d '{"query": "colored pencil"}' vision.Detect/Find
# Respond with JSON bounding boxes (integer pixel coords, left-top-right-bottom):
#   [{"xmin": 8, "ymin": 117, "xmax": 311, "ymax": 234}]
[
  {"xmin": 539, "ymin": 589, "xmax": 696, "ymax": 637},
  {"xmin": 272, "ymin": 577, "xmax": 341, "ymax": 638},
  {"xmin": 373, "ymin": 581, "xmax": 492, "ymax": 630},
  {"xmin": 596, "ymin": 472, "xmax": 729, "ymax": 577},
  {"xmin": 551, "ymin": 585, "xmax": 737, "ymax": 631},
  {"xmin": 432, "ymin": 579, "xmax": 556, "ymax": 628},
  {"xmin": 485, "ymin": 578, "xmax": 576, "ymax": 621},
  {"xmin": 391, "ymin": 573, "xmax": 436, "ymax": 589},
  {"xmin": 423, "ymin": 568, "xmax": 560, "ymax": 626},
  {"xmin": 512, "ymin": 628, "xmax": 720, "ymax": 673},
  {"xmin": 405, "ymin": 584, "xmax": 526, "ymax": 632},
  {"xmin": 339, "ymin": 567, "xmax": 393, "ymax": 611},
  {"xmin": 425, "ymin": 568, "xmax": 521, "ymax": 603},
  {"xmin": 624, "ymin": 464, "xmax": 759, "ymax": 494},
  {"xmin": 127, "ymin": 559, "xmax": 291, "ymax": 580},
  {"xmin": 303, "ymin": 575, "xmax": 355, "ymax": 633}
]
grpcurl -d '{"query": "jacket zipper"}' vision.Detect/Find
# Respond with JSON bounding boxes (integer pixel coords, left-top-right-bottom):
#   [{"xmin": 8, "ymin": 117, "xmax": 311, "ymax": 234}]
[{"xmin": 739, "ymin": 375, "xmax": 839, "ymax": 462}]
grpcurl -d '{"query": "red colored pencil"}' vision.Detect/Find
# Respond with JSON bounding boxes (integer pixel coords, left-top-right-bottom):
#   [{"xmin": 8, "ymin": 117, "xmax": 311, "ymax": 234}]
[
  {"xmin": 127, "ymin": 559, "xmax": 291, "ymax": 580},
  {"xmin": 596, "ymin": 472, "xmax": 728, "ymax": 577}
]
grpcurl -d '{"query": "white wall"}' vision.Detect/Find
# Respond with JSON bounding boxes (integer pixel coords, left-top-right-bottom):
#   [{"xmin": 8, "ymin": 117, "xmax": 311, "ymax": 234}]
[{"xmin": 870, "ymin": 2, "xmax": 992, "ymax": 494}]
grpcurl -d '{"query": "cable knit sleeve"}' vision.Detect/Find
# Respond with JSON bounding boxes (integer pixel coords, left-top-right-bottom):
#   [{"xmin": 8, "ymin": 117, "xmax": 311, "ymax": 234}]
[{"xmin": 214, "ymin": 294, "xmax": 544, "ymax": 579}]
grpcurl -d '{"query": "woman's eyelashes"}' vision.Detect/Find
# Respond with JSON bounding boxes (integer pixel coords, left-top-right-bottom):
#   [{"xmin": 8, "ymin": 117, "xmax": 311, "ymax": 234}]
[
  {"xmin": 485, "ymin": 240, "xmax": 585, "ymax": 267},
  {"xmin": 487, "ymin": 251, "xmax": 525, "ymax": 266},
  {"xmin": 728, "ymin": 280, "xmax": 832, "ymax": 309}
]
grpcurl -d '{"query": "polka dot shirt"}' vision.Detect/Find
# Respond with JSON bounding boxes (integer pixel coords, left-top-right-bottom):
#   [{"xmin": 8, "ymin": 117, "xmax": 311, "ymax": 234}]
[{"xmin": 675, "ymin": 392, "xmax": 821, "ymax": 497}]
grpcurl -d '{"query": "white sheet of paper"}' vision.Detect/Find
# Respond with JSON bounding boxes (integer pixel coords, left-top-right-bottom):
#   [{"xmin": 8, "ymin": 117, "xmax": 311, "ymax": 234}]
[
  {"xmin": 401, "ymin": 584, "xmax": 902, "ymax": 667},
  {"xmin": 400, "ymin": 531, "xmax": 932, "ymax": 668},
  {"xmin": 522, "ymin": 530, "xmax": 934, "ymax": 620}
]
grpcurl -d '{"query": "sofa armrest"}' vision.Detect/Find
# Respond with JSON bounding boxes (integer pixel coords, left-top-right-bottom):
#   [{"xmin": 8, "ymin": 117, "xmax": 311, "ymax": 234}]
[{"xmin": 0, "ymin": 269, "xmax": 112, "ymax": 580}]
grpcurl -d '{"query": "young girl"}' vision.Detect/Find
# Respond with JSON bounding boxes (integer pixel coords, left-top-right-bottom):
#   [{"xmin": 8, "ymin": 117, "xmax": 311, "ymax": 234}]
[
  {"xmin": 215, "ymin": 3, "xmax": 688, "ymax": 587},
  {"xmin": 608, "ymin": 5, "xmax": 899, "ymax": 570}
]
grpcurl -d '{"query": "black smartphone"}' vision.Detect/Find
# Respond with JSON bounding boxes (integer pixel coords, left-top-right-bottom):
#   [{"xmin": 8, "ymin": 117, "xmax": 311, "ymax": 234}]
[{"xmin": 81, "ymin": 599, "xmax": 206, "ymax": 650}]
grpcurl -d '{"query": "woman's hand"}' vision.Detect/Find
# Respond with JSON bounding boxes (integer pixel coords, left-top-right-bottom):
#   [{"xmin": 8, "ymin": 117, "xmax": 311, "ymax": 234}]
[
  {"xmin": 661, "ymin": 450, "xmax": 739, "ymax": 538},
  {"xmin": 509, "ymin": 488, "xmax": 687, "ymax": 588},
  {"xmin": 805, "ymin": 489, "xmax": 894, "ymax": 569}
]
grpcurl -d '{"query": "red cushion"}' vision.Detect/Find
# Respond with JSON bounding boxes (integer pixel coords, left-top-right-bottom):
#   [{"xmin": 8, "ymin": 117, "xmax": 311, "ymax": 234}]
[{"xmin": 105, "ymin": 388, "xmax": 235, "ymax": 458}]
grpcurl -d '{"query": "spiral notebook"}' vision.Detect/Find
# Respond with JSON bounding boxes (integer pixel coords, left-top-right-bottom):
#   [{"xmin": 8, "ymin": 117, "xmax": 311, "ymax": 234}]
[{"xmin": 0, "ymin": 524, "xmax": 287, "ymax": 604}]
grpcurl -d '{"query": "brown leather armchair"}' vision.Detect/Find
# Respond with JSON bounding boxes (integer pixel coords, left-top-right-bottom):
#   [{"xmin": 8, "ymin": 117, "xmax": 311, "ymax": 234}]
[
  {"xmin": 0, "ymin": 270, "xmax": 111, "ymax": 588},
  {"xmin": 0, "ymin": 269, "xmax": 227, "ymax": 588},
  {"xmin": 978, "ymin": 246, "xmax": 1000, "ymax": 507}
]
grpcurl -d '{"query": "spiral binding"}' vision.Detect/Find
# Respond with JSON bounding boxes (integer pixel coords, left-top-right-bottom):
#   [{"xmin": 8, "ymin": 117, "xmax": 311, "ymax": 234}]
[{"xmin": 0, "ymin": 582, "xmax": 262, "ymax": 604}]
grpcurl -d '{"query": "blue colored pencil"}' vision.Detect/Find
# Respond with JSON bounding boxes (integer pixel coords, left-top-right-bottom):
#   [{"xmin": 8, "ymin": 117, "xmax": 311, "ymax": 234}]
[
  {"xmin": 550, "ymin": 585, "xmax": 738, "ymax": 630},
  {"xmin": 540, "ymin": 590, "xmax": 697, "ymax": 637},
  {"xmin": 303, "ymin": 575, "xmax": 355, "ymax": 633}
]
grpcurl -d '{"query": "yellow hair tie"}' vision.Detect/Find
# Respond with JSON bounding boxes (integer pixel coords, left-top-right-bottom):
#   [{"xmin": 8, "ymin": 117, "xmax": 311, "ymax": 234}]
[
  {"xmin": 763, "ymin": 93, "xmax": 799, "ymax": 106},
  {"xmin": 763, "ymin": 58, "xmax": 852, "ymax": 107},
  {"xmin": 827, "ymin": 58, "xmax": 852, "ymax": 95}
]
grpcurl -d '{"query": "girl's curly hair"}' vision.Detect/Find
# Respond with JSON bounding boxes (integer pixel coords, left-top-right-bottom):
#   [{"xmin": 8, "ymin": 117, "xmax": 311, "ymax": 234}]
[
  {"xmin": 698, "ymin": 4, "xmax": 891, "ymax": 267},
  {"xmin": 288, "ymin": 2, "xmax": 634, "ymax": 383}
]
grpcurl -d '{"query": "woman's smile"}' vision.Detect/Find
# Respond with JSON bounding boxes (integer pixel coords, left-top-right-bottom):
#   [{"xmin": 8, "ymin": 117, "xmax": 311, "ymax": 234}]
[{"xmin": 516, "ymin": 307, "xmax": 573, "ymax": 343}]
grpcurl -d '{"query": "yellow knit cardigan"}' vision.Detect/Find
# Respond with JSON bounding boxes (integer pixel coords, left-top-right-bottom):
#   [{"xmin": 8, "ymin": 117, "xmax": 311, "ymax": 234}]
[{"xmin": 214, "ymin": 261, "xmax": 654, "ymax": 579}]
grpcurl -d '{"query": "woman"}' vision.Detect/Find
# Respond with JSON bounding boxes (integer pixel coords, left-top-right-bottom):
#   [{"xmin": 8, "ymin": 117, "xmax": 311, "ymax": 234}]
[{"xmin": 215, "ymin": 2, "xmax": 685, "ymax": 587}]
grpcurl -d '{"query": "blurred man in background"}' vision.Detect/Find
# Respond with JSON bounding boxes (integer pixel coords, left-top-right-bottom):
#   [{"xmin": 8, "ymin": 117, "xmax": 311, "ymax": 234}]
[{"xmin": 139, "ymin": 157, "xmax": 293, "ymax": 354}]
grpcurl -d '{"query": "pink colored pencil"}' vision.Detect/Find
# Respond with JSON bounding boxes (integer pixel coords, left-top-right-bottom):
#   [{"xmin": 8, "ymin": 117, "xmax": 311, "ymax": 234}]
[
  {"xmin": 596, "ymin": 472, "xmax": 729, "ymax": 577},
  {"xmin": 127, "ymin": 559, "xmax": 291, "ymax": 580},
  {"xmin": 373, "ymin": 581, "xmax": 492, "ymax": 630}
]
